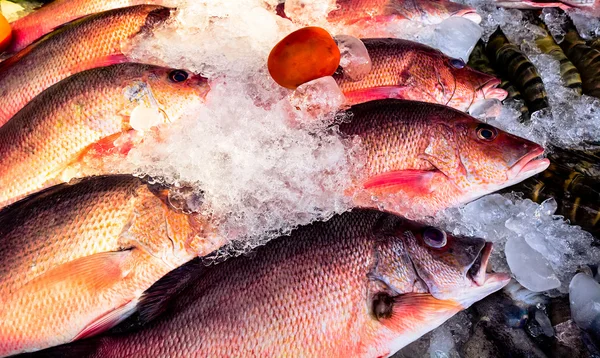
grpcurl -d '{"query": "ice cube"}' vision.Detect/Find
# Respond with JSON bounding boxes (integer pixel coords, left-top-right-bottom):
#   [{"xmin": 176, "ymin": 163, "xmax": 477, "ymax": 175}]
[
  {"xmin": 335, "ymin": 35, "xmax": 372, "ymax": 81},
  {"xmin": 469, "ymin": 98, "xmax": 503, "ymax": 119},
  {"xmin": 570, "ymin": 273, "xmax": 600, "ymax": 330},
  {"xmin": 288, "ymin": 76, "xmax": 345, "ymax": 121},
  {"xmin": 505, "ymin": 236, "xmax": 560, "ymax": 292},
  {"xmin": 129, "ymin": 105, "xmax": 166, "ymax": 132},
  {"xmin": 432, "ymin": 17, "xmax": 483, "ymax": 60}
]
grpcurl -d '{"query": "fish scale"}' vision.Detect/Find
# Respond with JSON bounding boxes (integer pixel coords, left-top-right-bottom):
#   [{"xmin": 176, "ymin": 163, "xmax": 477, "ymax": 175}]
[
  {"xmin": 334, "ymin": 38, "xmax": 507, "ymax": 112},
  {"xmin": 6, "ymin": 0, "xmax": 172, "ymax": 53},
  {"xmin": 0, "ymin": 5, "xmax": 173, "ymax": 126},
  {"xmin": 31, "ymin": 209, "xmax": 508, "ymax": 358},
  {"xmin": 0, "ymin": 63, "xmax": 209, "ymax": 208},
  {"xmin": 0, "ymin": 175, "xmax": 217, "ymax": 357},
  {"xmin": 339, "ymin": 99, "xmax": 548, "ymax": 217}
]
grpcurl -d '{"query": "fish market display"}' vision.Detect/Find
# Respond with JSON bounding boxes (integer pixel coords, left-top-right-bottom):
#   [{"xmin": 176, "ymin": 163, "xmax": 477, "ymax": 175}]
[
  {"xmin": 33, "ymin": 209, "xmax": 509, "ymax": 357},
  {"xmin": 486, "ymin": 27, "xmax": 550, "ymax": 115},
  {"xmin": 0, "ymin": 5, "xmax": 173, "ymax": 126},
  {"xmin": 1, "ymin": 0, "xmax": 600, "ymax": 356},
  {"xmin": 333, "ymin": 38, "xmax": 507, "ymax": 111},
  {"xmin": 341, "ymin": 99, "xmax": 549, "ymax": 217},
  {"xmin": 0, "ymin": 175, "xmax": 219, "ymax": 357},
  {"xmin": 5, "ymin": 0, "xmax": 173, "ymax": 53},
  {"xmin": 0, "ymin": 63, "xmax": 209, "ymax": 207}
]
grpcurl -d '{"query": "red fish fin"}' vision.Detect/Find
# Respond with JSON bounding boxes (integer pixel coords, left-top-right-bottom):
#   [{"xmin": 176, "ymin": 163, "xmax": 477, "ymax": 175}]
[
  {"xmin": 390, "ymin": 293, "xmax": 462, "ymax": 322},
  {"xmin": 32, "ymin": 251, "xmax": 132, "ymax": 292},
  {"xmin": 363, "ymin": 170, "xmax": 435, "ymax": 195},
  {"xmin": 67, "ymin": 130, "xmax": 140, "ymax": 177},
  {"xmin": 110, "ymin": 258, "xmax": 206, "ymax": 334},
  {"xmin": 71, "ymin": 53, "xmax": 129, "ymax": 74},
  {"xmin": 344, "ymin": 86, "xmax": 412, "ymax": 106},
  {"xmin": 520, "ymin": 0, "xmax": 573, "ymax": 9},
  {"xmin": 73, "ymin": 299, "xmax": 138, "ymax": 341}
]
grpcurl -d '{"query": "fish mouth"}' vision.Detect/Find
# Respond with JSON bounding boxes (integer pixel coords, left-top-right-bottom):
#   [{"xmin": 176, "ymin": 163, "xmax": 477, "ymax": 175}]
[
  {"xmin": 455, "ymin": 10, "xmax": 482, "ymax": 24},
  {"xmin": 479, "ymin": 78, "xmax": 508, "ymax": 101},
  {"xmin": 460, "ymin": 242, "xmax": 511, "ymax": 307},
  {"xmin": 507, "ymin": 146, "xmax": 550, "ymax": 180}
]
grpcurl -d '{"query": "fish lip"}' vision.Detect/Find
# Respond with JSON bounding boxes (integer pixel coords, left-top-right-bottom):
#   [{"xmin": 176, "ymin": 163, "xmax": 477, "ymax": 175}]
[
  {"xmin": 460, "ymin": 242, "xmax": 511, "ymax": 307},
  {"xmin": 480, "ymin": 78, "xmax": 508, "ymax": 101},
  {"xmin": 507, "ymin": 146, "xmax": 550, "ymax": 180},
  {"xmin": 455, "ymin": 10, "xmax": 482, "ymax": 24},
  {"xmin": 468, "ymin": 242, "xmax": 493, "ymax": 286}
]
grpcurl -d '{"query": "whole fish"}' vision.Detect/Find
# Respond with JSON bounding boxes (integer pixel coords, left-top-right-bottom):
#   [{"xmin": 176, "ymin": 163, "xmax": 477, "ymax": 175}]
[
  {"xmin": 468, "ymin": 39, "xmax": 530, "ymax": 120},
  {"xmin": 0, "ymin": 5, "xmax": 173, "ymax": 126},
  {"xmin": 333, "ymin": 38, "xmax": 507, "ymax": 112},
  {"xmin": 341, "ymin": 99, "xmax": 550, "ymax": 217},
  {"xmin": 560, "ymin": 24, "xmax": 600, "ymax": 99},
  {"xmin": 506, "ymin": 146, "xmax": 600, "ymax": 237},
  {"xmin": 0, "ymin": 63, "xmax": 209, "ymax": 208},
  {"xmin": 532, "ymin": 16, "xmax": 582, "ymax": 95},
  {"xmin": 32, "ymin": 209, "xmax": 510, "ymax": 357},
  {"xmin": 0, "ymin": 175, "xmax": 220, "ymax": 357},
  {"xmin": 486, "ymin": 27, "xmax": 549, "ymax": 115},
  {"xmin": 326, "ymin": 0, "xmax": 482, "ymax": 26},
  {"xmin": 490, "ymin": 0, "xmax": 600, "ymax": 17},
  {"xmin": 6, "ymin": 0, "xmax": 172, "ymax": 54}
]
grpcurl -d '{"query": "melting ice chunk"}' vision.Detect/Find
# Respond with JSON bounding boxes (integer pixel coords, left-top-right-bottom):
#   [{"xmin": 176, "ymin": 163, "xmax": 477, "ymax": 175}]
[
  {"xmin": 570, "ymin": 273, "xmax": 600, "ymax": 330},
  {"xmin": 432, "ymin": 17, "xmax": 483, "ymax": 60},
  {"xmin": 289, "ymin": 76, "xmax": 345, "ymax": 120},
  {"xmin": 335, "ymin": 35, "xmax": 372, "ymax": 81},
  {"xmin": 505, "ymin": 236, "xmax": 560, "ymax": 292},
  {"xmin": 469, "ymin": 98, "xmax": 503, "ymax": 119},
  {"xmin": 129, "ymin": 105, "xmax": 166, "ymax": 131}
]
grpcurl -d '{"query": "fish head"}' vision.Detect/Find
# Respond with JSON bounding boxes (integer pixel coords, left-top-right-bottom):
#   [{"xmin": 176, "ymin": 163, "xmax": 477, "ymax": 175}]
[
  {"xmin": 396, "ymin": 221, "xmax": 510, "ymax": 306},
  {"xmin": 443, "ymin": 60, "xmax": 507, "ymax": 110},
  {"xmin": 412, "ymin": 0, "xmax": 482, "ymax": 24},
  {"xmin": 141, "ymin": 67, "xmax": 211, "ymax": 121},
  {"xmin": 431, "ymin": 115, "xmax": 549, "ymax": 197},
  {"xmin": 365, "ymin": 217, "xmax": 508, "ymax": 354}
]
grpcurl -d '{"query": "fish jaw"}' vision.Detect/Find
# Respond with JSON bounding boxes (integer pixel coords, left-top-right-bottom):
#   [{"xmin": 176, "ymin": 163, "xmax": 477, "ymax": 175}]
[
  {"xmin": 458, "ymin": 242, "xmax": 511, "ymax": 308},
  {"xmin": 506, "ymin": 145, "xmax": 550, "ymax": 185},
  {"xmin": 479, "ymin": 77, "xmax": 508, "ymax": 101}
]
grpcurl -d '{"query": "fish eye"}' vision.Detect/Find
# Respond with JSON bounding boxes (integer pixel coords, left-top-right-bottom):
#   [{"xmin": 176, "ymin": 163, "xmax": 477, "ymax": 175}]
[
  {"xmin": 450, "ymin": 58, "xmax": 465, "ymax": 69},
  {"xmin": 422, "ymin": 227, "xmax": 447, "ymax": 248},
  {"xmin": 169, "ymin": 70, "xmax": 189, "ymax": 83},
  {"xmin": 476, "ymin": 124, "xmax": 498, "ymax": 141}
]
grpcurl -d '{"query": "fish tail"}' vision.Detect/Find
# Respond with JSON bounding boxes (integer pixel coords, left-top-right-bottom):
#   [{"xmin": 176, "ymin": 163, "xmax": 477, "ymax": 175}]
[
  {"xmin": 561, "ymin": 26, "xmax": 600, "ymax": 99},
  {"xmin": 534, "ymin": 20, "xmax": 583, "ymax": 94},
  {"xmin": 487, "ymin": 27, "xmax": 548, "ymax": 114}
]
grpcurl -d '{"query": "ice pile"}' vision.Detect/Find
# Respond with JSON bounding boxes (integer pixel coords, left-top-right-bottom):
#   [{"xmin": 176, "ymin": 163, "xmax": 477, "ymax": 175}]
[
  {"xmin": 454, "ymin": 3, "xmax": 600, "ymax": 149},
  {"xmin": 434, "ymin": 194, "xmax": 600, "ymax": 293},
  {"xmin": 118, "ymin": 0, "xmax": 365, "ymax": 254},
  {"xmin": 569, "ymin": 273, "xmax": 600, "ymax": 331}
]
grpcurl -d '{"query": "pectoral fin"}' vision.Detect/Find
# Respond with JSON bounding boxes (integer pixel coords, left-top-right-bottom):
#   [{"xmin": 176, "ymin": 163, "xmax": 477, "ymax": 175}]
[
  {"xmin": 343, "ymin": 86, "xmax": 412, "ymax": 105},
  {"xmin": 363, "ymin": 170, "xmax": 436, "ymax": 196}
]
